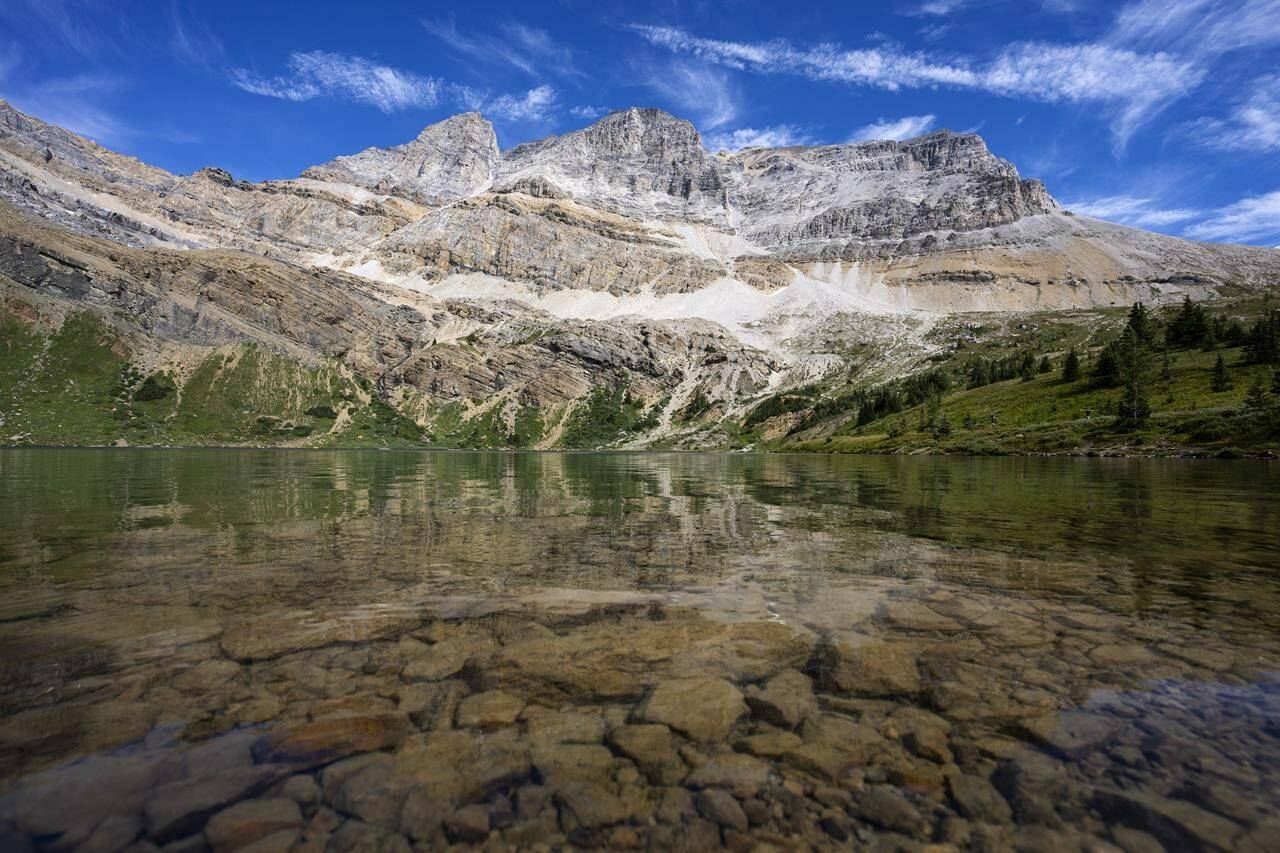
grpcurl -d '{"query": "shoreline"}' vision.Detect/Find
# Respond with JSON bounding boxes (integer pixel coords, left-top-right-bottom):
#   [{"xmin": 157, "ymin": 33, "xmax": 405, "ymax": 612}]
[{"xmin": 1, "ymin": 442, "xmax": 1277, "ymax": 461}]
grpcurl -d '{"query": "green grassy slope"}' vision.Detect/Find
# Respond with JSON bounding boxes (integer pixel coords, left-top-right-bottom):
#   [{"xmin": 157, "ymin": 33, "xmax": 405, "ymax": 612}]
[
  {"xmin": 1, "ymin": 307, "xmax": 424, "ymax": 448},
  {"xmin": 786, "ymin": 346, "xmax": 1279, "ymax": 457}
]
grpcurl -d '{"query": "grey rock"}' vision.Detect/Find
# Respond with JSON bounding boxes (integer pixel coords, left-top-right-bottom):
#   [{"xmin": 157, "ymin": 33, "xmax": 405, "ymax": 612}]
[
  {"xmin": 203, "ymin": 798, "xmax": 301, "ymax": 849},
  {"xmin": 144, "ymin": 765, "xmax": 285, "ymax": 842},
  {"xmin": 443, "ymin": 804, "xmax": 490, "ymax": 843},
  {"xmin": 947, "ymin": 773, "xmax": 1012, "ymax": 824},
  {"xmin": 744, "ymin": 669, "xmax": 817, "ymax": 729},
  {"xmin": 855, "ymin": 786, "xmax": 922, "ymax": 834},
  {"xmin": 1093, "ymin": 789, "xmax": 1241, "ymax": 851},
  {"xmin": 695, "ymin": 789, "xmax": 748, "ymax": 832}
]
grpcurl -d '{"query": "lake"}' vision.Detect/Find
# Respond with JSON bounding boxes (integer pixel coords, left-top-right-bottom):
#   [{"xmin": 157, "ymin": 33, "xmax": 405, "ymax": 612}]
[{"xmin": 0, "ymin": 449, "xmax": 1277, "ymax": 850}]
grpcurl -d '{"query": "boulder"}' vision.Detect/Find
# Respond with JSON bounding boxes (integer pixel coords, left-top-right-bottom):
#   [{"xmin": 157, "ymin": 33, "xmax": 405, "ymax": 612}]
[
  {"xmin": 251, "ymin": 713, "xmax": 409, "ymax": 768},
  {"xmin": 744, "ymin": 669, "xmax": 817, "ymax": 729},
  {"xmin": 695, "ymin": 789, "xmax": 748, "ymax": 832},
  {"xmin": 639, "ymin": 678, "xmax": 746, "ymax": 742},
  {"xmin": 204, "ymin": 798, "xmax": 302, "ymax": 849},
  {"xmin": 947, "ymin": 774, "xmax": 1012, "ymax": 824},
  {"xmin": 144, "ymin": 766, "xmax": 286, "ymax": 841},
  {"xmin": 818, "ymin": 637, "xmax": 921, "ymax": 697},
  {"xmin": 220, "ymin": 610, "xmax": 418, "ymax": 661},
  {"xmin": 454, "ymin": 691, "xmax": 524, "ymax": 729},
  {"xmin": 608, "ymin": 725, "xmax": 685, "ymax": 785}
]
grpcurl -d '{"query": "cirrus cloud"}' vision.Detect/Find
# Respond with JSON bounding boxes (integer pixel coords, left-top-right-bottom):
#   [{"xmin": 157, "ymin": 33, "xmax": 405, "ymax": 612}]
[
  {"xmin": 630, "ymin": 23, "xmax": 1204, "ymax": 150},
  {"xmin": 231, "ymin": 51, "xmax": 557, "ymax": 122},
  {"xmin": 850, "ymin": 114, "xmax": 936, "ymax": 141},
  {"xmin": 703, "ymin": 124, "xmax": 813, "ymax": 151}
]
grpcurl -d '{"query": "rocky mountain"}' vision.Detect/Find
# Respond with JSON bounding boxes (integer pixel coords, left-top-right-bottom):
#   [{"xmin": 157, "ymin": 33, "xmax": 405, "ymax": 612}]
[
  {"xmin": 302, "ymin": 112, "xmax": 499, "ymax": 203},
  {"xmin": 2, "ymin": 100, "xmax": 1278, "ymax": 448}
]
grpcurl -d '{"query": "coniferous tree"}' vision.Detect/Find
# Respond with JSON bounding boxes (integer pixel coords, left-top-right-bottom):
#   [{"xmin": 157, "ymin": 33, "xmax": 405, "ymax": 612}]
[
  {"xmin": 1166, "ymin": 295, "xmax": 1207, "ymax": 348},
  {"xmin": 1062, "ymin": 348, "xmax": 1081, "ymax": 382},
  {"xmin": 1038, "ymin": 355, "xmax": 1052, "ymax": 374},
  {"xmin": 1211, "ymin": 354, "xmax": 1232, "ymax": 392},
  {"xmin": 1092, "ymin": 340, "xmax": 1122, "ymax": 387},
  {"xmin": 1126, "ymin": 302, "xmax": 1159, "ymax": 348},
  {"xmin": 1244, "ymin": 373, "xmax": 1270, "ymax": 410},
  {"xmin": 1224, "ymin": 320, "xmax": 1246, "ymax": 347},
  {"xmin": 1161, "ymin": 346, "xmax": 1173, "ymax": 381},
  {"xmin": 1243, "ymin": 310, "xmax": 1280, "ymax": 364},
  {"xmin": 1115, "ymin": 327, "xmax": 1152, "ymax": 428},
  {"xmin": 1018, "ymin": 351, "xmax": 1036, "ymax": 381},
  {"xmin": 1201, "ymin": 323, "xmax": 1219, "ymax": 351}
]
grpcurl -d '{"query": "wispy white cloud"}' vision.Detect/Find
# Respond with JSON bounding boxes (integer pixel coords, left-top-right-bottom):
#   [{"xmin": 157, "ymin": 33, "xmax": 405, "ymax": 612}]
[
  {"xmin": 4, "ymin": 74, "xmax": 134, "ymax": 143},
  {"xmin": 1111, "ymin": 0, "xmax": 1280, "ymax": 57},
  {"xmin": 422, "ymin": 17, "xmax": 579, "ymax": 79},
  {"xmin": 166, "ymin": 2, "xmax": 224, "ymax": 69},
  {"xmin": 1184, "ymin": 189, "xmax": 1280, "ymax": 243},
  {"xmin": 0, "ymin": 45, "xmax": 20, "ymax": 83},
  {"xmin": 703, "ymin": 124, "xmax": 813, "ymax": 151},
  {"xmin": 630, "ymin": 23, "xmax": 1201, "ymax": 149},
  {"xmin": 917, "ymin": 24, "xmax": 951, "ymax": 43},
  {"xmin": 632, "ymin": 25, "xmax": 978, "ymax": 90},
  {"xmin": 231, "ymin": 52, "xmax": 442, "ymax": 112},
  {"xmin": 232, "ymin": 51, "xmax": 558, "ymax": 122},
  {"xmin": 569, "ymin": 105, "xmax": 610, "ymax": 120},
  {"xmin": 1187, "ymin": 74, "xmax": 1280, "ymax": 153},
  {"xmin": 0, "ymin": 0, "xmax": 120, "ymax": 60},
  {"xmin": 910, "ymin": 0, "xmax": 971, "ymax": 15},
  {"xmin": 457, "ymin": 84, "xmax": 557, "ymax": 122},
  {"xmin": 1063, "ymin": 194, "xmax": 1201, "ymax": 228},
  {"xmin": 643, "ymin": 61, "xmax": 739, "ymax": 129},
  {"xmin": 850, "ymin": 114, "xmax": 936, "ymax": 141}
]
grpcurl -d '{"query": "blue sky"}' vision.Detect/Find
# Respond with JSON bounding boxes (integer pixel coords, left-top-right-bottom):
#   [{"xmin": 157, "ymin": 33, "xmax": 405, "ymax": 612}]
[{"xmin": 1, "ymin": 0, "xmax": 1278, "ymax": 247}]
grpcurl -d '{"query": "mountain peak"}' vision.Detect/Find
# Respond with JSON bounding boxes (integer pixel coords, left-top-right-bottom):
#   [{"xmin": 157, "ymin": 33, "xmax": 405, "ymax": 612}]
[{"xmin": 302, "ymin": 112, "xmax": 498, "ymax": 202}]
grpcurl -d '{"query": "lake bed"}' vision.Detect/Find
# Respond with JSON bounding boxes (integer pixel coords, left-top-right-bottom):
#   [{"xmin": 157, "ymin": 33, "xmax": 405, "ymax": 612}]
[{"xmin": 1, "ymin": 449, "xmax": 1277, "ymax": 851}]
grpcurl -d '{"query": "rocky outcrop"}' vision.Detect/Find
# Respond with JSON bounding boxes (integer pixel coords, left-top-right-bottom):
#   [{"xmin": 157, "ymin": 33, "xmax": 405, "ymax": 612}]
[
  {"xmin": 302, "ymin": 112, "xmax": 499, "ymax": 203},
  {"xmin": 498, "ymin": 108, "xmax": 728, "ymax": 221},
  {"xmin": 724, "ymin": 131, "xmax": 1059, "ymax": 254}
]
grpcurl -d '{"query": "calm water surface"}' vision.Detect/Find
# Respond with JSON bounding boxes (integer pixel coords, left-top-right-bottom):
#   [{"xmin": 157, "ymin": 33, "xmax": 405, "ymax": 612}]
[{"xmin": 0, "ymin": 450, "xmax": 1277, "ymax": 850}]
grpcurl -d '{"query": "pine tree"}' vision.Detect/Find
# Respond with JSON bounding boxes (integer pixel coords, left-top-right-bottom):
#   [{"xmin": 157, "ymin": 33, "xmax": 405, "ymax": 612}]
[
  {"xmin": 1091, "ymin": 340, "xmax": 1121, "ymax": 387},
  {"xmin": 1244, "ymin": 373, "xmax": 1270, "ymax": 410},
  {"xmin": 1227, "ymin": 321, "xmax": 1246, "ymax": 346},
  {"xmin": 1243, "ymin": 310, "xmax": 1280, "ymax": 364},
  {"xmin": 1062, "ymin": 348, "xmax": 1081, "ymax": 382},
  {"xmin": 1114, "ymin": 328, "xmax": 1152, "ymax": 428},
  {"xmin": 1211, "ymin": 354, "xmax": 1232, "ymax": 392},
  {"xmin": 1018, "ymin": 351, "xmax": 1036, "ymax": 381},
  {"xmin": 1038, "ymin": 355, "xmax": 1052, "ymax": 374},
  {"xmin": 1201, "ymin": 323, "xmax": 1219, "ymax": 352},
  {"xmin": 1161, "ymin": 346, "xmax": 1172, "ymax": 381},
  {"xmin": 1166, "ymin": 295, "xmax": 1207, "ymax": 348},
  {"xmin": 934, "ymin": 410, "xmax": 952, "ymax": 438},
  {"xmin": 1126, "ymin": 302, "xmax": 1158, "ymax": 348}
]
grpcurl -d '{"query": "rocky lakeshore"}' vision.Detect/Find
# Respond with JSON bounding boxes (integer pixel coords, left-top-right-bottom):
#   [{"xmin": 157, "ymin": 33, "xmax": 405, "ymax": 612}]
[
  {"xmin": 2, "ymin": 584, "xmax": 1279, "ymax": 851},
  {"xmin": 0, "ymin": 449, "xmax": 1277, "ymax": 851}
]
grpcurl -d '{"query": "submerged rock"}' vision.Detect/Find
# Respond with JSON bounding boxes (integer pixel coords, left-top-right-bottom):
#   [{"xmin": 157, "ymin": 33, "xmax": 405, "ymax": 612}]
[
  {"xmin": 220, "ymin": 611, "xmax": 418, "ymax": 662},
  {"xmin": 251, "ymin": 714, "xmax": 409, "ymax": 768},
  {"xmin": 639, "ymin": 677, "xmax": 746, "ymax": 742},
  {"xmin": 203, "ymin": 798, "xmax": 302, "ymax": 849},
  {"xmin": 818, "ymin": 637, "xmax": 921, "ymax": 697}
]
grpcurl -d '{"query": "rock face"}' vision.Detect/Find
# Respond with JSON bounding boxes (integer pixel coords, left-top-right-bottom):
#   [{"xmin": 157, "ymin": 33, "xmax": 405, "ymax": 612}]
[
  {"xmin": 498, "ymin": 108, "xmax": 727, "ymax": 220},
  {"xmin": 724, "ymin": 131, "xmax": 1058, "ymax": 254},
  {"xmin": 303, "ymin": 112, "xmax": 499, "ymax": 203}
]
